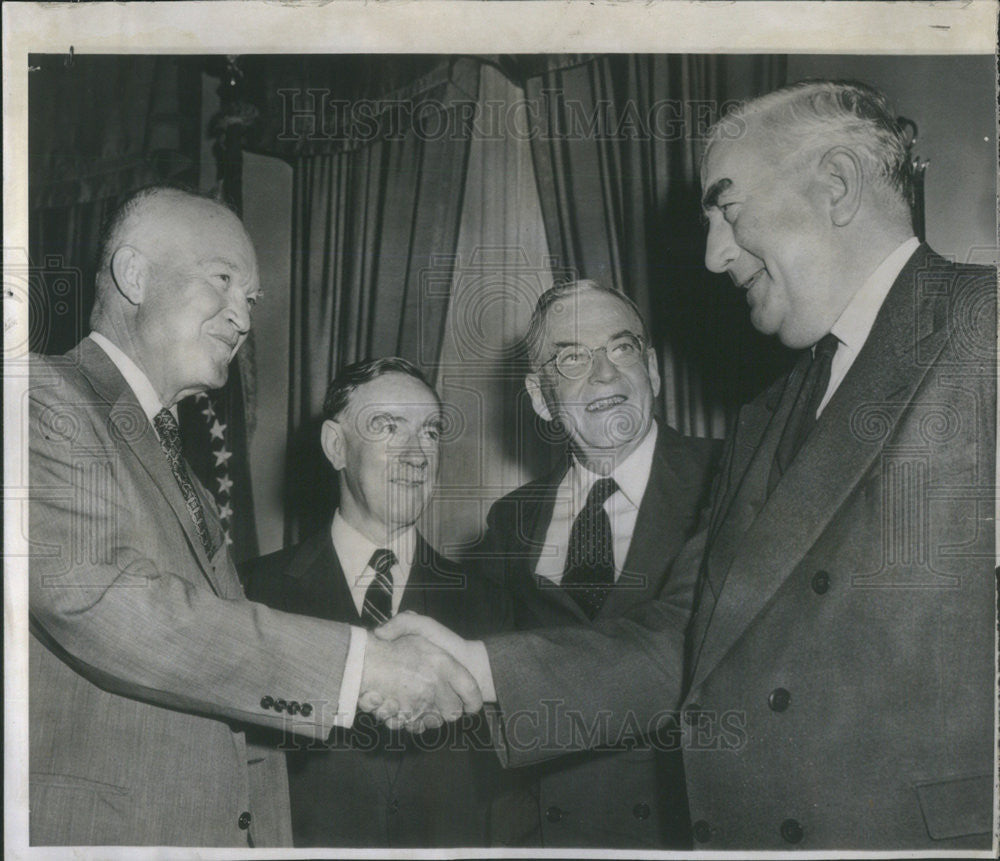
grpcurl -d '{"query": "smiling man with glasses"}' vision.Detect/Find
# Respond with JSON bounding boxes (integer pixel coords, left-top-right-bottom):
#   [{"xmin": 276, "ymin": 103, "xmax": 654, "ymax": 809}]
[{"xmin": 481, "ymin": 279, "xmax": 720, "ymax": 849}]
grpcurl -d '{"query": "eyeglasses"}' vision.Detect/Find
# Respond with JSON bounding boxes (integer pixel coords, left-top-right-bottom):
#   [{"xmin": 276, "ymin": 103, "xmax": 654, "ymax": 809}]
[{"xmin": 540, "ymin": 333, "xmax": 646, "ymax": 380}]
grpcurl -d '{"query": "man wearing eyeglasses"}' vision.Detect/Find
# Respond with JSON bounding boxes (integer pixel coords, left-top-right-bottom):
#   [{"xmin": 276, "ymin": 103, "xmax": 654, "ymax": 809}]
[{"xmin": 484, "ymin": 280, "xmax": 719, "ymax": 849}]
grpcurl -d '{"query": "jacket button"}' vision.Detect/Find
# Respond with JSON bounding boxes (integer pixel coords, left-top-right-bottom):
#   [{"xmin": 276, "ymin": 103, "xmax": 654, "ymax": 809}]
[
  {"xmin": 274, "ymin": 699, "xmax": 287, "ymax": 713},
  {"xmin": 781, "ymin": 818, "xmax": 804, "ymax": 844},
  {"xmin": 811, "ymin": 570, "xmax": 830, "ymax": 594},
  {"xmin": 545, "ymin": 806, "xmax": 564, "ymax": 823},
  {"xmin": 237, "ymin": 811, "xmax": 252, "ymax": 830},
  {"xmin": 300, "ymin": 702, "xmax": 313, "ymax": 717},
  {"xmin": 683, "ymin": 703, "xmax": 703, "ymax": 725},
  {"xmin": 692, "ymin": 819, "xmax": 711, "ymax": 842},
  {"xmin": 632, "ymin": 802, "xmax": 650, "ymax": 820},
  {"xmin": 768, "ymin": 688, "xmax": 791, "ymax": 712},
  {"xmin": 260, "ymin": 696, "xmax": 273, "ymax": 710},
  {"xmin": 387, "ymin": 798, "xmax": 399, "ymax": 816},
  {"xmin": 287, "ymin": 701, "xmax": 301, "ymax": 715}
]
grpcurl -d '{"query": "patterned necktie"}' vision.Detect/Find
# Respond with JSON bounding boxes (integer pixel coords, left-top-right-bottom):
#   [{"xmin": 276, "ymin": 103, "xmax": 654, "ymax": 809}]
[
  {"xmin": 361, "ymin": 548, "xmax": 396, "ymax": 628},
  {"xmin": 153, "ymin": 408, "xmax": 215, "ymax": 558},
  {"xmin": 562, "ymin": 476, "xmax": 618, "ymax": 620},
  {"xmin": 768, "ymin": 333, "xmax": 840, "ymax": 495}
]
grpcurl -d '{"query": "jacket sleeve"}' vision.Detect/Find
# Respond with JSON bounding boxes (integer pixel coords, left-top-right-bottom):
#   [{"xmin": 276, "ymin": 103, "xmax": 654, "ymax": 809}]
[
  {"xmin": 483, "ymin": 543, "xmax": 699, "ymax": 767},
  {"xmin": 28, "ymin": 379, "xmax": 352, "ymax": 741}
]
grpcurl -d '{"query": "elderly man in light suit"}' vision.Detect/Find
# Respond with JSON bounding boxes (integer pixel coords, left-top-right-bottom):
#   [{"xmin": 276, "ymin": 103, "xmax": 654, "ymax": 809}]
[
  {"xmin": 380, "ymin": 81, "xmax": 996, "ymax": 850},
  {"xmin": 27, "ymin": 186, "xmax": 481, "ymax": 846}
]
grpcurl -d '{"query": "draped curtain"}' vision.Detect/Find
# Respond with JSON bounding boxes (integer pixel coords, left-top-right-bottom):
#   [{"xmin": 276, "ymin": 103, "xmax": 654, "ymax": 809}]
[
  {"xmin": 520, "ymin": 54, "xmax": 792, "ymax": 438},
  {"xmin": 28, "ymin": 54, "xmax": 202, "ymax": 355},
  {"xmin": 242, "ymin": 57, "xmax": 480, "ymax": 540},
  {"xmin": 428, "ymin": 63, "xmax": 560, "ymax": 554}
]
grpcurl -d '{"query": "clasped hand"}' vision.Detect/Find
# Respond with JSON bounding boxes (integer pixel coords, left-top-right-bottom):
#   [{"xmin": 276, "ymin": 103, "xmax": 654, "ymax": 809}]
[{"xmin": 357, "ymin": 613, "xmax": 479, "ymax": 733}]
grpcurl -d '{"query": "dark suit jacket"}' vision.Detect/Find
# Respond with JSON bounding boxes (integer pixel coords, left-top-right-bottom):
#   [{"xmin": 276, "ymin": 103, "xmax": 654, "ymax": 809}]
[
  {"xmin": 241, "ymin": 528, "xmax": 506, "ymax": 847},
  {"xmin": 481, "ymin": 422, "xmax": 719, "ymax": 848},
  {"xmin": 28, "ymin": 339, "xmax": 354, "ymax": 847},
  {"xmin": 482, "ymin": 246, "xmax": 996, "ymax": 850}
]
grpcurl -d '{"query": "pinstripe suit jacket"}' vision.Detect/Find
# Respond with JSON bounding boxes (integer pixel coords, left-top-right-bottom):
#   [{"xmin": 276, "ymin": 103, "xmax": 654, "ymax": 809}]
[{"xmin": 28, "ymin": 339, "xmax": 354, "ymax": 846}]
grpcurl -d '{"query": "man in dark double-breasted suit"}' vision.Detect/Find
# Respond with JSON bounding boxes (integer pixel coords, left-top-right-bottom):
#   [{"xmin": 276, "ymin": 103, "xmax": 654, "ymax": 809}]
[
  {"xmin": 479, "ymin": 281, "xmax": 719, "ymax": 849},
  {"xmin": 242, "ymin": 357, "xmax": 504, "ymax": 847},
  {"xmin": 380, "ymin": 81, "xmax": 996, "ymax": 851}
]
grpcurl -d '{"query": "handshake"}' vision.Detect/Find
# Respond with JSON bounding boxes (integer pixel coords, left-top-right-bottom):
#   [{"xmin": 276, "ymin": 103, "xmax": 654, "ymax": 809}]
[{"xmin": 357, "ymin": 612, "xmax": 491, "ymax": 733}]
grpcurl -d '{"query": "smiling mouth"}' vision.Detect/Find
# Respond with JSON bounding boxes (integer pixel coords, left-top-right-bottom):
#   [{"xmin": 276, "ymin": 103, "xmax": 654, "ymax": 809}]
[
  {"xmin": 390, "ymin": 472, "xmax": 426, "ymax": 486},
  {"xmin": 586, "ymin": 394, "xmax": 627, "ymax": 413},
  {"xmin": 737, "ymin": 268, "xmax": 766, "ymax": 291},
  {"xmin": 212, "ymin": 334, "xmax": 239, "ymax": 351}
]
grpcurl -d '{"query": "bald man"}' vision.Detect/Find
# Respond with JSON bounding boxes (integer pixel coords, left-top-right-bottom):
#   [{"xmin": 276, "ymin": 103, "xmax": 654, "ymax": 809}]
[{"xmin": 27, "ymin": 186, "xmax": 481, "ymax": 847}]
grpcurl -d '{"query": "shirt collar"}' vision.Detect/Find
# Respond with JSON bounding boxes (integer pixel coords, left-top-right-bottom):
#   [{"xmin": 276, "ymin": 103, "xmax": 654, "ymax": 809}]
[
  {"xmin": 88, "ymin": 331, "xmax": 173, "ymax": 422},
  {"xmin": 828, "ymin": 237, "xmax": 920, "ymax": 355},
  {"xmin": 570, "ymin": 421, "xmax": 658, "ymax": 510},
  {"xmin": 330, "ymin": 509, "xmax": 416, "ymax": 587}
]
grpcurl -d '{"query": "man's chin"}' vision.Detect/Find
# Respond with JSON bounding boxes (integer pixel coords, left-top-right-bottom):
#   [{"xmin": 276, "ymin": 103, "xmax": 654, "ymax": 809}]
[{"xmin": 583, "ymin": 409, "xmax": 646, "ymax": 445}]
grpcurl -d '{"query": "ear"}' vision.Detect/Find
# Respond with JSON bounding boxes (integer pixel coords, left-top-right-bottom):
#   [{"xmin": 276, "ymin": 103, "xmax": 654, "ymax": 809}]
[
  {"xmin": 109, "ymin": 246, "xmax": 148, "ymax": 306},
  {"xmin": 645, "ymin": 348, "xmax": 661, "ymax": 398},
  {"xmin": 818, "ymin": 146, "xmax": 863, "ymax": 227},
  {"xmin": 320, "ymin": 419, "xmax": 346, "ymax": 470},
  {"xmin": 524, "ymin": 372, "xmax": 553, "ymax": 422}
]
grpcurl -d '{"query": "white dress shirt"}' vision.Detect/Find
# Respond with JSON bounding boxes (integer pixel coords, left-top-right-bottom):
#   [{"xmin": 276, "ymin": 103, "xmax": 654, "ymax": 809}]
[
  {"xmin": 89, "ymin": 331, "xmax": 364, "ymax": 726},
  {"xmin": 330, "ymin": 511, "xmax": 417, "ymax": 617},
  {"xmin": 817, "ymin": 237, "xmax": 920, "ymax": 416},
  {"xmin": 535, "ymin": 422, "xmax": 658, "ymax": 584},
  {"xmin": 89, "ymin": 331, "xmax": 171, "ymax": 422}
]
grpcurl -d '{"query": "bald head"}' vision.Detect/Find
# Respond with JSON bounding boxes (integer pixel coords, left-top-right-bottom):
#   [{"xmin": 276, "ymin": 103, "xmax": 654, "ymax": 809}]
[{"xmin": 91, "ymin": 186, "xmax": 261, "ymax": 407}]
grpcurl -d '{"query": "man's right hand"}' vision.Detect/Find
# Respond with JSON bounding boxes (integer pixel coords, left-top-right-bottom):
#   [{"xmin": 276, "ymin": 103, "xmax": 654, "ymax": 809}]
[{"xmin": 357, "ymin": 633, "xmax": 483, "ymax": 732}]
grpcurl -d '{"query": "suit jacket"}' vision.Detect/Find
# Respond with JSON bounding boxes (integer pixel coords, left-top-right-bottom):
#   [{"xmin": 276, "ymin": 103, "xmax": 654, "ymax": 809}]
[
  {"xmin": 481, "ymin": 422, "xmax": 719, "ymax": 848},
  {"xmin": 240, "ymin": 529, "xmax": 507, "ymax": 847},
  {"xmin": 482, "ymin": 246, "xmax": 996, "ymax": 850},
  {"xmin": 28, "ymin": 339, "xmax": 354, "ymax": 846}
]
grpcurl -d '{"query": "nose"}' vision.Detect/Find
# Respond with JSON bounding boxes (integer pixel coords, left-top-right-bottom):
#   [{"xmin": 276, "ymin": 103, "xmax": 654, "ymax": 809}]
[
  {"xmin": 395, "ymin": 429, "xmax": 430, "ymax": 466},
  {"xmin": 227, "ymin": 292, "xmax": 252, "ymax": 335},
  {"xmin": 588, "ymin": 347, "xmax": 620, "ymax": 384},
  {"xmin": 705, "ymin": 215, "xmax": 740, "ymax": 274}
]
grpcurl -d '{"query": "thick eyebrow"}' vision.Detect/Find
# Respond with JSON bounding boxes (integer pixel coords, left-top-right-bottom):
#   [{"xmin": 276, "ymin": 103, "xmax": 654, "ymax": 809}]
[
  {"xmin": 366, "ymin": 411, "xmax": 407, "ymax": 424},
  {"xmin": 551, "ymin": 329, "xmax": 639, "ymax": 349},
  {"xmin": 701, "ymin": 177, "xmax": 733, "ymax": 212},
  {"xmin": 199, "ymin": 256, "xmax": 240, "ymax": 270}
]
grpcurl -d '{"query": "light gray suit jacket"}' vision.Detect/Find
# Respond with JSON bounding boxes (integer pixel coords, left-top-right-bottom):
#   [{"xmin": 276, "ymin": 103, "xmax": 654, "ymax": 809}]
[
  {"xmin": 28, "ymin": 338, "xmax": 353, "ymax": 846},
  {"xmin": 483, "ymin": 247, "xmax": 996, "ymax": 850}
]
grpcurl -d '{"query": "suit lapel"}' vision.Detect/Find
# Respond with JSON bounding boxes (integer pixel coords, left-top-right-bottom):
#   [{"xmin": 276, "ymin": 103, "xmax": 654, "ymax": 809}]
[
  {"xmin": 689, "ymin": 246, "xmax": 947, "ymax": 691},
  {"xmin": 399, "ymin": 535, "xmax": 439, "ymax": 618},
  {"xmin": 77, "ymin": 340, "xmax": 229, "ymax": 596},
  {"xmin": 600, "ymin": 428, "xmax": 691, "ymax": 617},
  {"xmin": 288, "ymin": 531, "xmax": 360, "ymax": 623},
  {"xmin": 521, "ymin": 465, "xmax": 593, "ymax": 624}
]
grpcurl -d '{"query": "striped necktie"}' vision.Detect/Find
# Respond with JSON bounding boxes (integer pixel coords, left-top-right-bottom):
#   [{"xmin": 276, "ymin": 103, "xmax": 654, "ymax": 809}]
[
  {"xmin": 361, "ymin": 548, "xmax": 396, "ymax": 628},
  {"xmin": 153, "ymin": 408, "xmax": 215, "ymax": 558}
]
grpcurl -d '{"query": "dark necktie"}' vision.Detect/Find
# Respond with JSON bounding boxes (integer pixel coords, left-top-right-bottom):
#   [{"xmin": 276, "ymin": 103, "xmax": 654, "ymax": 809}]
[
  {"xmin": 361, "ymin": 548, "xmax": 396, "ymax": 628},
  {"xmin": 153, "ymin": 408, "xmax": 215, "ymax": 558},
  {"xmin": 561, "ymin": 476, "xmax": 618, "ymax": 620},
  {"xmin": 768, "ymin": 333, "xmax": 839, "ymax": 495}
]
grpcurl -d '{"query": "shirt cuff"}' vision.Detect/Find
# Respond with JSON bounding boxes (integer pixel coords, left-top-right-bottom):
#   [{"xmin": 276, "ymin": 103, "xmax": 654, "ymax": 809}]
[
  {"xmin": 333, "ymin": 626, "xmax": 367, "ymax": 727},
  {"xmin": 467, "ymin": 640, "xmax": 496, "ymax": 703}
]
